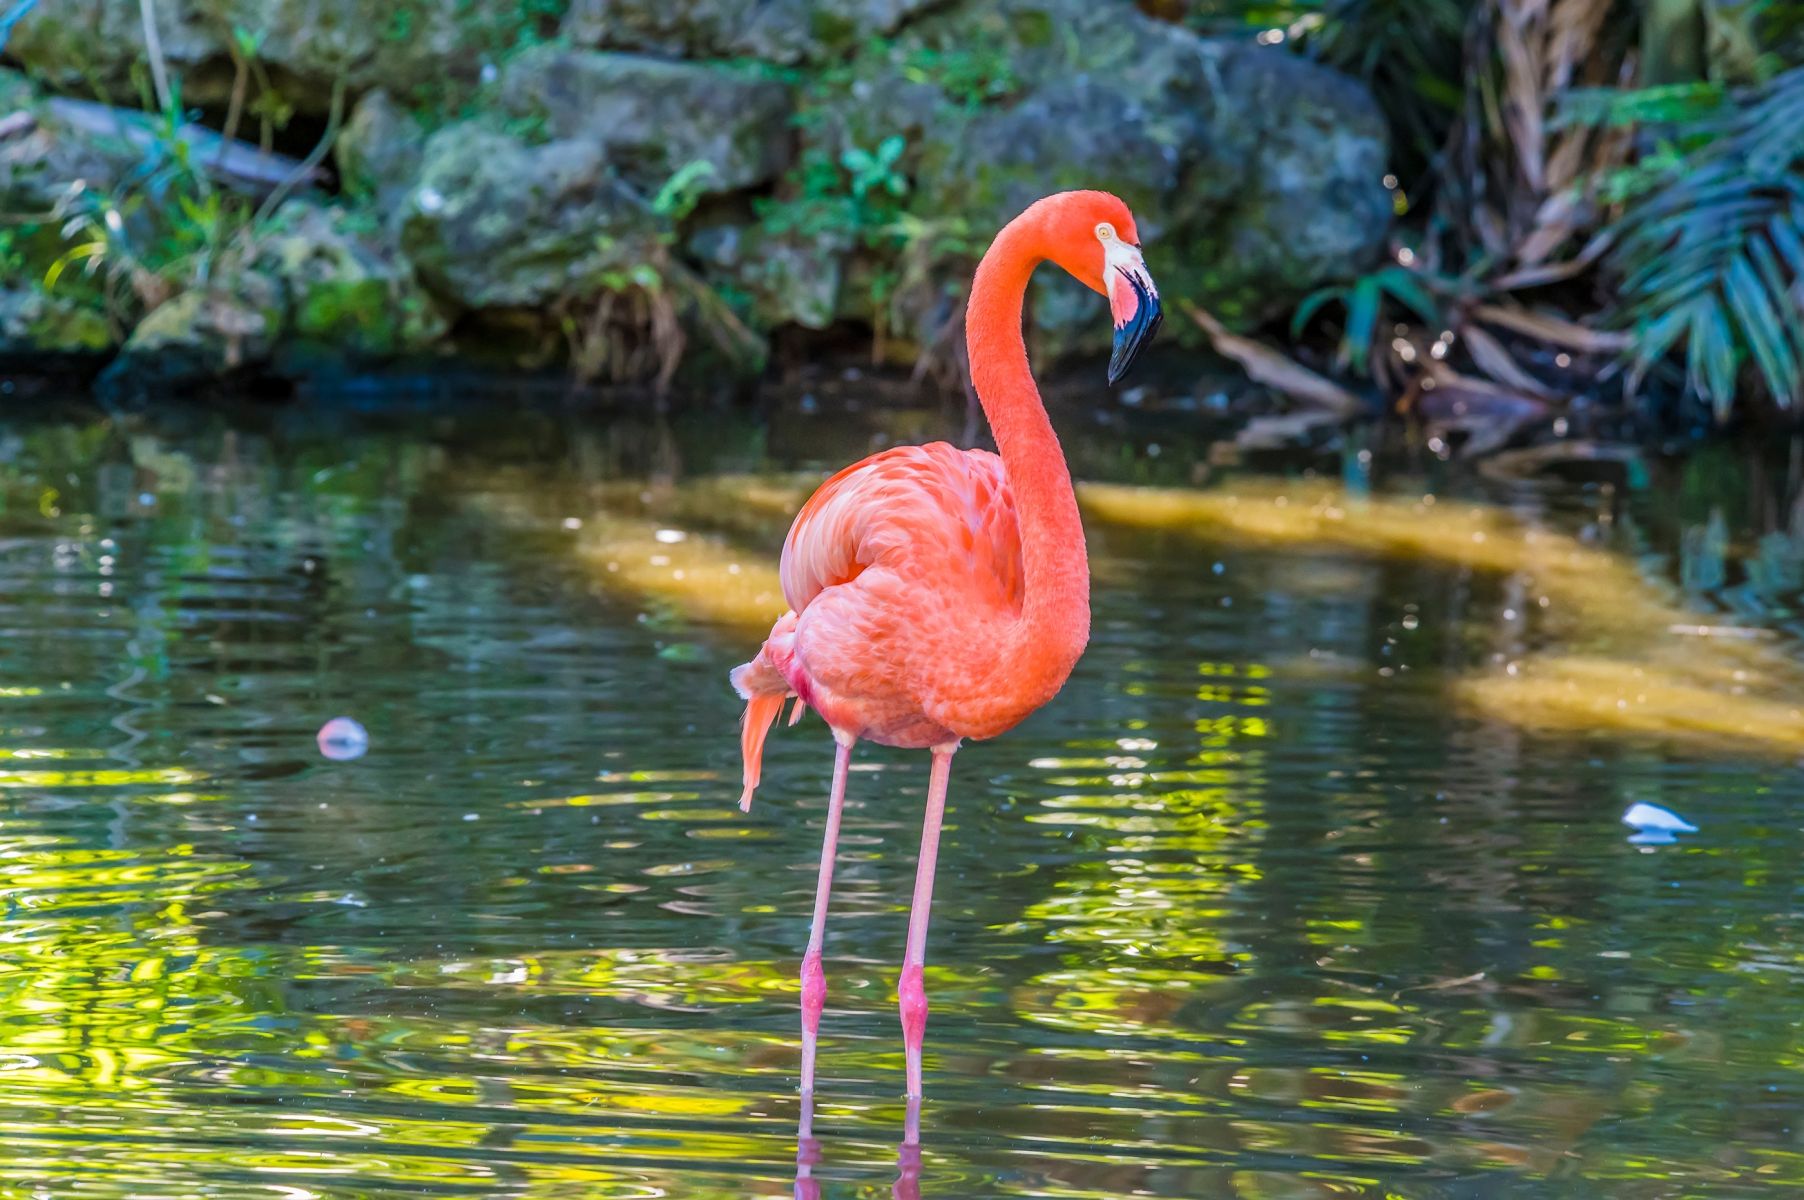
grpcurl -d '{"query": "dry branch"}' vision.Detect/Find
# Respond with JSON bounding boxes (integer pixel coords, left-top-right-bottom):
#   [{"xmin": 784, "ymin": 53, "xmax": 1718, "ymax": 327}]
[
  {"xmin": 1472, "ymin": 302, "xmax": 1632, "ymax": 352},
  {"xmin": 1186, "ymin": 304, "xmax": 1363, "ymax": 416}
]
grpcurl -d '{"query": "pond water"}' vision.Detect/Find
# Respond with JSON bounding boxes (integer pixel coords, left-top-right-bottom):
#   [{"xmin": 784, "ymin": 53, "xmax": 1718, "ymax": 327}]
[{"xmin": 0, "ymin": 393, "xmax": 1800, "ymax": 1199}]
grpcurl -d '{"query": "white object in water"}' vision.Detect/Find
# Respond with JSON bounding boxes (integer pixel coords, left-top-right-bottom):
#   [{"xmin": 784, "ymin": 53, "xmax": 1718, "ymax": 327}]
[
  {"xmin": 317, "ymin": 716, "xmax": 370, "ymax": 761},
  {"xmin": 1621, "ymin": 802, "xmax": 1697, "ymax": 834}
]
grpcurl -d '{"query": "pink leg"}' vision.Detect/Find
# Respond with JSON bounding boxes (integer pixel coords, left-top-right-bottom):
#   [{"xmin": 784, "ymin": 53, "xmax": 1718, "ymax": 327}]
[
  {"xmin": 800, "ymin": 735, "xmax": 853, "ymax": 1096},
  {"xmin": 899, "ymin": 744, "xmax": 956, "ymax": 1099}
]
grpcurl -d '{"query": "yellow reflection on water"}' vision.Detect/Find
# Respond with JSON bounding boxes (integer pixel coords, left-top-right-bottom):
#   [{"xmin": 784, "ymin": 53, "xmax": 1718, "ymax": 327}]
[
  {"xmin": 0, "ymin": 766, "xmax": 206, "ymax": 788},
  {"xmin": 0, "ymin": 833, "xmax": 272, "ymax": 1107},
  {"xmin": 1018, "ymin": 670, "xmax": 1270, "ymax": 1040},
  {"xmin": 574, "ymin": 513, "xmax": 787, "ymax": 635},
  {"xmin": 1079, "ymin": 480, "xmax": 1804, "ymax": 756},
  {"xmin": 1458, "ymin": 655, "xmax": 1804, "ymax": 751}
]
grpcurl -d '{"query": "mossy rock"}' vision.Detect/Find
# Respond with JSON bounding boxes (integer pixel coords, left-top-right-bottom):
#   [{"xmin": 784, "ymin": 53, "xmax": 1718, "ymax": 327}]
[
  {"xmin": 498, "ymin": 47, "xmax": 793, "ymax": 196},
  {"xmin": 562, "ymin": 0, "xmax": 944, "ymax": 65},
  {"xmin": 0, "ymin": 287, "xmax": 115, "ymax": 357},
  {"xmin": 253, "ymin": 203, "xmax": 448, "ymax": 357},
  {"xmin": 336, "ymin": 90, "xmax": 427, "ymax": 218},
  {"xmin": 780, "ymin": 0, "xmax": 1391, "ymax": 358},
  {"xmin": 399, "ymin": 123, "xmax": 664, "ymax": 309},
  {"xmin": 0, "ymin": 74, "xmax": 141, "ymax": 214},
  {"xmin": 8, "ymin": 0, "xmax": 569, "ymax": 115},
  {"xmin": 98, "ymin": 272, "xmax": 286, "ymax": 399},
  {"xmin": 688, "ymin": 217, "xmax": 849, "ymax": 330}
]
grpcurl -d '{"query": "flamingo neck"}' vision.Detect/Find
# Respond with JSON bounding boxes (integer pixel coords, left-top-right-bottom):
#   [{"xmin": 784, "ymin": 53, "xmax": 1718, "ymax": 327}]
[{"xmin": 966, "ymin": 210, "xmax": 1090, "ymax": 696}]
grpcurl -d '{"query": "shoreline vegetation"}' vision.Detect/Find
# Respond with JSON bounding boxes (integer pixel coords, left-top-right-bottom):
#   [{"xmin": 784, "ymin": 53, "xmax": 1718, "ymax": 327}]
[{"xmin": 0, "ymin": 0, "xmax": 1799, "ymax": 463}]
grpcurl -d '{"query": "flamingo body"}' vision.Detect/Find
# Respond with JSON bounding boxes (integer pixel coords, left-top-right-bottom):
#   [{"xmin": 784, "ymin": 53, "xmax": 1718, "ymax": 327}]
[{"xmin": 739, "ymin": 441, "xmax": 1053, "ymax": 750}]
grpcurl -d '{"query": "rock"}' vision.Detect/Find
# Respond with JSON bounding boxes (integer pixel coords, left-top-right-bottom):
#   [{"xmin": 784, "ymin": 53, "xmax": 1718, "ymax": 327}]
[
  {"xmin": 784, "ymin": 0, "xmax": 1391, "ymax": 355},
  {"xmin": 74, "ymin": 196, "xmax": 443, "ymax": 391},
  {"xmin": 0, "ymin": 288, "xmax": 114, "ymax": 359},
  {"xmin": 498, "ymin": 47, "xmax": 793, "ymax": 197},
  {"xmin": 1202, "ymin": 49, "xmax": 1395, "ymax": 311},
  {"xmin": 335, "ymin": 90, "xmax": 426, "ymax": 217},
  {"xmin": 8, "ymin": 0, "xmax": 563, "ymax": 114},
  {"xmin": 399, "ymin": 124, "xmax": 664, "ymax": 309},
  {"xmin": 562, "ymin": 0, "xmax": 942, "ymax": 65},
  {"xmin": 251, "ymin": 204, "xmax": 447, "ymax": 361},
  {"xmin": 95, "ymin": 200, "xmax": 443, "ymax": 394},
  {"xmin": 689, "ymin": 218, "xmax": 848, "ymax": 330},
  {"xmin": 98, "ymin": 272, "xmax": 286, "ymax": 399}
]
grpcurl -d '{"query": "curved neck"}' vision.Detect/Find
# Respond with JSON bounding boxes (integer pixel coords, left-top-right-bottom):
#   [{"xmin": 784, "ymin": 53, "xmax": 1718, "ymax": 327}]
[{"xmin": 966, "ymin": 211, "xmax": 1090, "ymax": 691}]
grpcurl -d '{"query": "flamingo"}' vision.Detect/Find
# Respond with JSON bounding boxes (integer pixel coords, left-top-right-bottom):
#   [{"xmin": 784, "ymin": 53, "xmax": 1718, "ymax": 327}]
[{"xmin": 731, "ymin": 190, "xmax": 1162, "ymax": 1105}]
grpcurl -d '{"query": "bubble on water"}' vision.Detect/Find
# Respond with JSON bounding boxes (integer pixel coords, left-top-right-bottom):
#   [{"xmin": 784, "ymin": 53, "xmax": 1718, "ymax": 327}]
[{"xmin": 317, "ymin": 717, "xmax": 369, "ymax": 761}]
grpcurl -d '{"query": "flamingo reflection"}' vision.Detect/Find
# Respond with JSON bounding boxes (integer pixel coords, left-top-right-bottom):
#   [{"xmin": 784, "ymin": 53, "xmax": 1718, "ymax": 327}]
[{"xmin": 793, "ymin": 1095, "xmax": 923, "ymax": 1199}]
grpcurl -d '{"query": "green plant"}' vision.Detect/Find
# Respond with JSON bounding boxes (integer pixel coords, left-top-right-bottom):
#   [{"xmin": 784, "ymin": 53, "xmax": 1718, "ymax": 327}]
[
  {"xmin": 899, "ymin": 44, "xmax": 1022, "ymax": 108},
  {"xmin": 1549, "ymin": 82, "xmax": 1725, "ymax": 208},
  {"xmin": 840, "ymin": 135, "xmax": 909, "ymax": 202},
  {"xmin": 0, "ymin": 227, "xmax": 28, "ymax": 280},
  {"xmin": 45, "ymin": 76, "xmax": 241, "ymax": 315},
  {"xmin": 41, "ymin": 49, "xmax": 344, "ymax": 328},
  {"xmin": 1292, "ymin": 260, "xmax": 1447, "ymax": 371},
  {"xmin": 651, "ymin": 161, "xmax": 718, "ymax": 223},
  {"xmin": 557, "ymin": 162, "xmax": 764, "ymax": 390},
  {"xmin": 1607, "ymin": 66, "xmax": 1804, "ymax": 416}
]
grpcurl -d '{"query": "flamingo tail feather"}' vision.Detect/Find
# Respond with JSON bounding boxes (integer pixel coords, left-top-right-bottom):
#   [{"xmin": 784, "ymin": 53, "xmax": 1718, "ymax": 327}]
[
  {"xmin": 730, "ymin": 611, "xmax": 800, "ymax": 813},
  {"xmin": 737, "ymin": 692, "xmax": 784, "ymax": 812}
]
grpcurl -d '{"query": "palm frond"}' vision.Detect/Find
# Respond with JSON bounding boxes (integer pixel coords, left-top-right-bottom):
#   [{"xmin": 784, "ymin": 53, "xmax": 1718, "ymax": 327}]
[{"xmin": 1608, "ymin": 66, "xmax": 1804, "ymax": 417}]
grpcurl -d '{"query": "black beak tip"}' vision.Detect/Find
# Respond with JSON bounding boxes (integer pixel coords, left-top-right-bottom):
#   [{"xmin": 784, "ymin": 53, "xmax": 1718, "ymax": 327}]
[{"xmin": 1107, "ymin": 277, "xmax": 1162, "ymax": 387}]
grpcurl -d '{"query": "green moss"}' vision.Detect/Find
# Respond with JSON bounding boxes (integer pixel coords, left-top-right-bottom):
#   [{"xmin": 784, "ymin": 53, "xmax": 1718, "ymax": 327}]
[
  {"xmin": 900, "ymin": 44, "xmax": 1022, "ymax": 108},
  {"xmin": 1010, "ymin": 9, "xmax": 1055, "ymax": 48},
  {"xmin": 22, "ymin": 293, "xmax": 113, "ymax": 352},
  {"xmin": 294, "ymin": 278, "xmax": 397, "ymax": 347}
]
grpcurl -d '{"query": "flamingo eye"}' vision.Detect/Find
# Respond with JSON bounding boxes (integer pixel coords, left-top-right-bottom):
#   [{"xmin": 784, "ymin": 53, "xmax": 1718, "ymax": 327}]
[{"xmin": 1095, "ymin": 222, "xmax": 1115, "ymax": 242}]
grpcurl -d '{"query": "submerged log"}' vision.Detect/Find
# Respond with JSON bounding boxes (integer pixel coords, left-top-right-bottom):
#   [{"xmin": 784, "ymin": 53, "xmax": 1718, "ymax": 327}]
[{"xmin": 43, "ymin": 96, "xmax": 326, "ymax": 197}]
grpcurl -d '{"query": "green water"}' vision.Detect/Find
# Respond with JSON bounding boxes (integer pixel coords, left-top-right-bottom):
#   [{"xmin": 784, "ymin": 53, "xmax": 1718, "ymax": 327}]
[{"xmin": 0, "ymin": 398, "xmax": 1799, "ymax": 1199}]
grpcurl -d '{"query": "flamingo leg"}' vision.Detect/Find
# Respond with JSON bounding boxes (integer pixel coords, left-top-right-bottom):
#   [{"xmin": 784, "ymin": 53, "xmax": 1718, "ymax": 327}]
[
  {"xmin": 801, "ymin": 734, "xmax": 853, "ymax": 1096},
  {"xmin": 899, "ymin": 744, "xmax": 956, "ymax": 1100}
]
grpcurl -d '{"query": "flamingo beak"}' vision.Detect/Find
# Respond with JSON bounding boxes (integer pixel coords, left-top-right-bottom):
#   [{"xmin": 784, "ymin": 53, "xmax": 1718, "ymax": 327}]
[{"xmin": 1106, "ymin": 249, "xmax": 1161, "ymax": 386}]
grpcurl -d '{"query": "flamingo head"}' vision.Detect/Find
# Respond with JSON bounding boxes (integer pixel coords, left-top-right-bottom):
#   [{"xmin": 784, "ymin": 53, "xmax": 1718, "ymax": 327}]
[{"xmin": 1040, "ymin": 191, "xmax": 1163, "ymax": 385}]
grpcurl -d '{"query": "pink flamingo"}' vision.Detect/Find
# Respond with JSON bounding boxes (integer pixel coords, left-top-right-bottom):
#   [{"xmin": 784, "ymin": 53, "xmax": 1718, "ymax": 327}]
[{"xmin": 732, "ymin": 190, "xmax": 1161, "ymax": 1105}]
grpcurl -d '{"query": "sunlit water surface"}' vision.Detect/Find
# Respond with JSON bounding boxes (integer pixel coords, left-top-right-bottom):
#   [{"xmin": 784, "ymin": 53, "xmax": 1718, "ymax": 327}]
[{"xmin": 0, "ymin": 397, "xmax": 1800, "ymax": 1199}]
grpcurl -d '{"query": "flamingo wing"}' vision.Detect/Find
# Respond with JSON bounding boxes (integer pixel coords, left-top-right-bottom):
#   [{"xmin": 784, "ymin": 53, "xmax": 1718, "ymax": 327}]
[
  {"xmin": 733, "ymin": 443, "xmax": 1022, "ymax": 802},
  {"xmin": 780, "ymin": 442, "xmax": 1023, "ymax": 619}
]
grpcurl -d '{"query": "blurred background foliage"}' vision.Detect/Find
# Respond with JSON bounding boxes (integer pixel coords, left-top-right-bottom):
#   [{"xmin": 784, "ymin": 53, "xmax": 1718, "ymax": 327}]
[
  {"xmin": 2, "ymin": 0, "xmax": 1803, "ymax": 438},
  {"xmin": 1150, "ymin": 0, "xmax": 1804, "ymax": 426}
]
